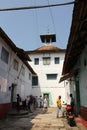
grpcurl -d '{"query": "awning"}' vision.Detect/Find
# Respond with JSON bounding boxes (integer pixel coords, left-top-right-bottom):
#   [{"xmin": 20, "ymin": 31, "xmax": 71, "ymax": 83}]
[
  {"xmin": 59, "ymin": 72, "xmax": 74, "ymax": 83},
  {"xmin": 59, "ymin": 69, "xmax": 79, "ymax": 83}
]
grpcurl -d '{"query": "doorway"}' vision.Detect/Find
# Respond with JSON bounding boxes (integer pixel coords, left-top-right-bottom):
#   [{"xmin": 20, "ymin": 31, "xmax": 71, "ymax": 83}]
[
  {"xmin": 11, "ymin": 83, "xmax": 16, "ymax": 109},
  {"xmin": 75, "ymin": 79, "xmax": 80, "ymax": 115},
  {"xmin": 43, "ymin": 93, "xmax": 49, "ymax": 106}
]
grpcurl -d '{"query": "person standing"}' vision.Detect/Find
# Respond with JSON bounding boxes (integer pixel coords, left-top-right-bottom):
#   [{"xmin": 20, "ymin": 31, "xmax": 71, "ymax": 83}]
[
  {"xmin": 26, "ymin": 96, "xmax": 29, "ymax": 110},
  {"xmin": 39, "ymin": 95, "xmax": 43, "ymax": 108},
  {"xmin": 56, "ymin": 96, "xmax": 63, "ymax": 118},
  {"xmin": 70, "ymin": 93, "xmax": 74, "ymax": 113},
  {"xmin": 43, "ymin": 96, "xmax": 48, "ymax": 111},
  {"xmin": 16, "ymin": 94, "xmax": 21, "ymax": 112}
]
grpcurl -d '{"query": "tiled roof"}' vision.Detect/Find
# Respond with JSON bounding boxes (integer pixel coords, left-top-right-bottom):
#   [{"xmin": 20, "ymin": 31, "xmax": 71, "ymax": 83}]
[
  {"xmin": 26, "ymin": 44, "xmax": 66, "ymax": 54},
  {"xmin": 62, "ymin": 0, "xmax": 87, "ymax": 75},
  {"xmin": 0, "ymin": 27, "xmax": 36, "ymax": 75},
  {"xmin": 36, "ymin": 44, "xmax": 63, "ymax": 51}
]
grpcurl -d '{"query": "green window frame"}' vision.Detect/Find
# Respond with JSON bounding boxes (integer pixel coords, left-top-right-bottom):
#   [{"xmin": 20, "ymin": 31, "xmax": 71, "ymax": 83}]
[
  {"xmin": 32, "ymin": 76, "xmax": 38, "ymax": 86},
  {"xmin": 54, "ymin": 57, "xmax": 60, "ymax": 64},
  {"xmin": 34, "ymin": 58, "xmax": 39, "ymax": 65}
]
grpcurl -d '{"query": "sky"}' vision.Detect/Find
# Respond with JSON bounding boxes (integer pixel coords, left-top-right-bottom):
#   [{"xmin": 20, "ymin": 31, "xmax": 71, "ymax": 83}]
[{"xmin": 0, "ymin": 0, "xmax": 74, "ymax": 51}]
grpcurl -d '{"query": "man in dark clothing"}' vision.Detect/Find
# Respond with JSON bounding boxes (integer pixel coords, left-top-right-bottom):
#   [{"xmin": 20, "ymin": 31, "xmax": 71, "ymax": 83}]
[
  {"xmin": 70, "ymin": 93, "xmax": 74, "ymax": 113},
  {"xmin": 17, "ymin": 94, "xmax": 21, "ymax": 111}
]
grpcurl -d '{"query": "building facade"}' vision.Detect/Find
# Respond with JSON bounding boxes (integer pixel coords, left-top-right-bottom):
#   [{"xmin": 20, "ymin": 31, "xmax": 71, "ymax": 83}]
[
  {"xmin": 26, "ymin": 34, "xmax": 69, "ymax": 106},
  {"xmin": 0, "ymin": 28, "xmax": 36, "ymax": 119},
  {"xmin": 59, "ymin": 1, "xmax": 87, "ymax": 121}
]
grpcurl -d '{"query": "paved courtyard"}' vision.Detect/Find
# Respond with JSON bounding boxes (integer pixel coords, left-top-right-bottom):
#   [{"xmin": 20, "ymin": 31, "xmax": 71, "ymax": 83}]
[{"xmin": 0, "ymin": 107, "xmax": 87, "ymax": 130}]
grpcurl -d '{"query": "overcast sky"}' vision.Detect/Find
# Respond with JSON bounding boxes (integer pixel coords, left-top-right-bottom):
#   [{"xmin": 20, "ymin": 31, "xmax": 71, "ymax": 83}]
[{"xmin": 0, "ymin": 0, "xmax": 74, "ymax": 51}]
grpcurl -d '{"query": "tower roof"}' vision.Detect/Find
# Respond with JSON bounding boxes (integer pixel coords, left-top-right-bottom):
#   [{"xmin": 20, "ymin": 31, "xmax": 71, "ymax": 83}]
[
  {"xmin": 40, "ymin": 34, "xmax": 56, "ymax": 43},
  {"xmin": 26, "ymin": 44, "xmax": 66, "ymax": 54},
  {"xmin": 26, "ymin": 33, "xmax": 66, "ymax": 54}
]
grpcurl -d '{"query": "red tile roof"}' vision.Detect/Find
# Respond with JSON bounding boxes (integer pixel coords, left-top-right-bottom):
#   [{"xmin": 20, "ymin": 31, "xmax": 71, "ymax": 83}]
[{"xmin": 26, "ymin": 44, "xmax": 66, "ymax": 54}]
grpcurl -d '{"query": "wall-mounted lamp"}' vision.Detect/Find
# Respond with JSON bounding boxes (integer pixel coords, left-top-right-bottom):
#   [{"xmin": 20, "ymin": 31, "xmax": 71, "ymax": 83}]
[{"xmin": 8, "ymin": 86, "xmax": 11, "ymax": 91}]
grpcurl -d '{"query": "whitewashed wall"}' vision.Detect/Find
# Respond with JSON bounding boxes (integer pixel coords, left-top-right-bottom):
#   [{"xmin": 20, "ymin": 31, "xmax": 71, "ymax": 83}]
[
  {"xmin": 0, "ymin": 37, "xmax": 32, "ymax": 104},
  {"xmin": 79, "ymin": 45, "xmax": 87, "ymax": 107},
  {"xmin": 29, "ymin": 52, "xmax": 69, "ymax": 106}
]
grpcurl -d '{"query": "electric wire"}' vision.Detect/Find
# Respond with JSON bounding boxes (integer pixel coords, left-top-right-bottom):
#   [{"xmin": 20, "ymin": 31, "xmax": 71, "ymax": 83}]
[
  {"xmin": 47, "ymin": 0, "xmax": 56, "ymax": 34},
  {"xmin": 0, "ymin": 1, "xmax": 75, "ymax": 11},
  {"xmin": 33, "ymin": 0, "xmax": 40, "ymax": 40},
  {"xmin": 47, "ymin": 0, "xmax": 63, "ymax": 45}
]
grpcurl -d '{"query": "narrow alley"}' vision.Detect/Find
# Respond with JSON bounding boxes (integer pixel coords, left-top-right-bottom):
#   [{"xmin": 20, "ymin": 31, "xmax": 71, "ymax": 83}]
[{"xmin": 0, "ymin": 107, "xmax": 87, "ymax": 130}]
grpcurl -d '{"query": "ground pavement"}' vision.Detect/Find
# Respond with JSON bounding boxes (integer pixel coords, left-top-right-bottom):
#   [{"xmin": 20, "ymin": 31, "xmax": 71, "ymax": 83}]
[{"xmin": 0, "ymin": 107, "xmax": 87, "ymax": 130}]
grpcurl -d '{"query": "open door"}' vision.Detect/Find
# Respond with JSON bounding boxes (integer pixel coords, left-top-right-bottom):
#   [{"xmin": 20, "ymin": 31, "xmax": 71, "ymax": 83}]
[
  {"xmin": 75, "ymin": 79, "xmax": 80, "ymax": 115},
  {"xmin": 43, "ymin": 93, "xmax": 49, "ymax": 106},
  {"xmin": 10, "ymin": 83, "xmax": 16, "ymax": 109}
]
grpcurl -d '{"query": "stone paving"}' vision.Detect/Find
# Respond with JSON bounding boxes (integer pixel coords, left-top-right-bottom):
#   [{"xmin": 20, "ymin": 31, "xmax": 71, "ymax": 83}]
[{"xmin": 0, "ymin": 107, "xmax": 87, "ymax": 130}]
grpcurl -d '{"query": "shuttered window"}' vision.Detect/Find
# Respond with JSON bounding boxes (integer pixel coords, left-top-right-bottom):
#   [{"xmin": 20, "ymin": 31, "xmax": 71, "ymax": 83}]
[
  {"xmin": 43, "ymin": 57, "xmax": 51, "ymax": 65},
  {"xmin": 13, "ymin": 59, "xmax": 19, "ymax": 71}
]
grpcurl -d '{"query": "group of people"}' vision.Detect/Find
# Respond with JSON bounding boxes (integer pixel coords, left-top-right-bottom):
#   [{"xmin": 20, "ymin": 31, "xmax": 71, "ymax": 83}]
[
  {"xmin": 17, "ymin": 93, "xmax": 74, "ymax": 117},
  {"xmin": 56, "ymin": 93, "xmax": 74, "ymax": 118},
  {"xmin": 16, "ymin": 94, "xmax": 38, "ymax": 112},
  {"xmin": 16, "ymin": 94, "xmax": 48, "ymax": 112},
  {"xmin": 39, "ymin": 95, "xmax": 48, "ymax": 110},
  {"xmin": 25, "ymin": 95, "xmax": 38, "ymax": 112}
]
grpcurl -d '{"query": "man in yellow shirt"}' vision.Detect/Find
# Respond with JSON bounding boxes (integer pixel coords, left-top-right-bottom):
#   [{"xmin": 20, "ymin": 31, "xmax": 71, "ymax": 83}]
[{"xmin": 56, "ymin": 96, "xmax": 64, "ymax": 118}]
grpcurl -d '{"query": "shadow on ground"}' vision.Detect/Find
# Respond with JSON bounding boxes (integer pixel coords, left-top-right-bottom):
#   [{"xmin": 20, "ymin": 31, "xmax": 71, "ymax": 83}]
[{"xmin": 0, "ymin": 108, "xmax": 47, "ymax": 130}]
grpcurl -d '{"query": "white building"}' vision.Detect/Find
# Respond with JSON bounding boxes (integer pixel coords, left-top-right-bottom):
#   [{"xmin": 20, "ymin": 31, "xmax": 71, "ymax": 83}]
[
  {"xmin": 0, "ymin": 27, "xmax": 36, "ymax": 119},
  {"xmin": 26, "ymin": 34, "xmax": 69, "ymax": 106},
  {"xmin": 59, "ymin": 1, "xmax": 87, "ymax": 121}
]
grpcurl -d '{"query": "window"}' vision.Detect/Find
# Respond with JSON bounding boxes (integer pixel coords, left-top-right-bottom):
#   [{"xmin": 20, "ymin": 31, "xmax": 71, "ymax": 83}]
[
  {"xmin": 43, "ymin": 57, "xmax": 51, "ymax": 65},
  {"xmin": 54, "ymin": 57, "xmax": 60, "ymax": 64},
  {"xmin": 34, "ymin": 58, "xmax": 39, "ymax": 65},
  {"xmin": 1, "ymin": 47, "xmax": 9, "ymax": 64},
  {"xmin": 13, "ymin": 59, "xmax": 19, "ymax": 71},
  {"xmin": 46, "ymin": 74, "xmax": 57, "ymax": 80},
  {"xmin": 29, "ymin": 73, "xmax": 31, "ymax": 80},
  {"xmin": 32, "ymin": 76, "xmax": 38, "ymax": 86},
  {"xmin": 21, "ymin": 66, "xmax": 25, "ymax": 76}
]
